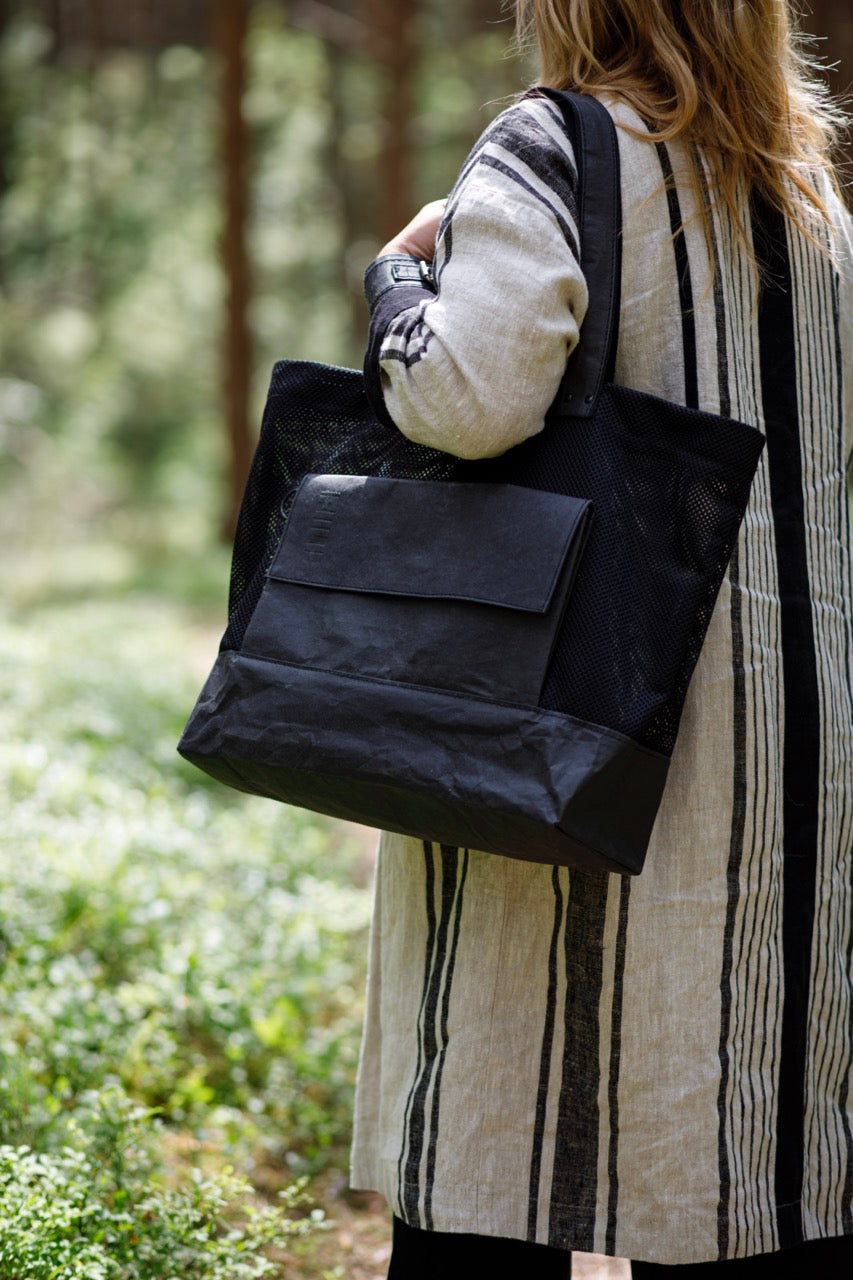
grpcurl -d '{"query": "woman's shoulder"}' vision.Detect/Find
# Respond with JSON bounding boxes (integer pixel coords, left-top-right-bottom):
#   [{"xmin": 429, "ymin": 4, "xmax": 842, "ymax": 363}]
[
  {"xmin": 466, "ymin": 91, "xmax": 659, "ymax": 191},
  {"xmin": 478, "ymin": 92, "xmax": 577, "ymax": 153},
  {"xmin": 452, "ymin": 93, "xmax": 581, "ymax": 219}
]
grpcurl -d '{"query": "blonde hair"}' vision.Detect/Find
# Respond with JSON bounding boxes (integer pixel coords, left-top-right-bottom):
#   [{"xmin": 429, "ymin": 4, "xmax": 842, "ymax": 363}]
[{"xmin": 514, "ymin": 0, "xmax": 846, "ymax": 248}]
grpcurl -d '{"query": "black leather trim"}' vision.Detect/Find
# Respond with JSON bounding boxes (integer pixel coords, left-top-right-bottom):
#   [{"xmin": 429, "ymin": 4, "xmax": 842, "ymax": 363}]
[
  {"xmin": 241, "ymin": 478, "xmax": 591, "ymax": 706},
  {"xmin": 270, "ymin": 475, "xmax": 591, "ymax": 612},
  {"xmin": 179, "ymin": 652, "xmax": 669, "ymax": 875}
]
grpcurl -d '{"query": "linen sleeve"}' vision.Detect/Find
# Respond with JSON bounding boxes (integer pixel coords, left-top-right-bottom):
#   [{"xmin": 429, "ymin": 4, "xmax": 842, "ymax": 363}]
[{"xmin": 363, "ymin": 97, "xmax": 588, "ymax": 460}]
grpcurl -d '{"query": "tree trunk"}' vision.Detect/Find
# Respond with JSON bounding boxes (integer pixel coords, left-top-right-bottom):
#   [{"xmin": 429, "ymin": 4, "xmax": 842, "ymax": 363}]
[
  {"xmin": 325, "ymin": 38, "xmax": 369, "ymax": 347},
  {"xmin": 803, "ymin": 0, "xmax": 853, "ymax": 201},
  {"xmin": 215, "ymin": 0, "xmax": 253, "ymax": 539},
  {"xmin": 364, "ymin": 0, "xmax": 418, "ymax": 245}
]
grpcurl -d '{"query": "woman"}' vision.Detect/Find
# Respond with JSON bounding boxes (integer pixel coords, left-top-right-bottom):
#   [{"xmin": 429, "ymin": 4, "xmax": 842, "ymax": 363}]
[{"xmin": 350, "ymin": 1, "xmax": 853, "ymax": 1274}]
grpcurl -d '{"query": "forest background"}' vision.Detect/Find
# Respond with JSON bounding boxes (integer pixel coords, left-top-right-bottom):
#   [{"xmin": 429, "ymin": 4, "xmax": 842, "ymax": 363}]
[{"xmin": 0, "ymin": 2, "xmax": 850, "ymax": 1278}]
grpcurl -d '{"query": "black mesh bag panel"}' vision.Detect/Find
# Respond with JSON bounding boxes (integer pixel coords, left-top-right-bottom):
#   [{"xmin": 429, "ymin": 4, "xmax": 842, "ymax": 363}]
[
  {"xmin": 477, "ymin": 383, "xmax": 763, "ymax": 755},
  {"xmin": 221, "ymin": 360, "xmax": 456, "ymax": 654},
  {"xmin": 221, "ymin": 358, "xmax": 762, "ymax": 759}
]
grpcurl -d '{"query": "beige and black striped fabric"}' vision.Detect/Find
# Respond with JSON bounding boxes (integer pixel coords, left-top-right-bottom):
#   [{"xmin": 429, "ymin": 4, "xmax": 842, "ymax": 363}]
[{"xmin": 351, "ymin": 95, "xmax": 853, "ymax": 1264}]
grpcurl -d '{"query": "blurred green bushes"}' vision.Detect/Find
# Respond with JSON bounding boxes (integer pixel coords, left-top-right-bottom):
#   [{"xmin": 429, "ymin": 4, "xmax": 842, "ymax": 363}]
[
  {"xmin": 0, "ymin": 587, "xmax": 372, "ymax": 1175},
  {"xmin": 0, "ymin": 9, "xmax": 350, "ymax": 543},
  {"xmin": 0, "ymin": 3, "xmax": 520, "ymax": 539},
  {"xmin": 0, "ymin": 557, "xmax": 371, "ymax": 1270},
  {"xmin": 0, "ymin": 1090, "xmax": 327, "ymax": 1279}
]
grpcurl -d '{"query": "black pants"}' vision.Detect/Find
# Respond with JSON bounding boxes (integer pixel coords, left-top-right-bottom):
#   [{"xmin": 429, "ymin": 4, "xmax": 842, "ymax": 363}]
[{"xmin": 388, "ymin": 1216, "xmax": 853, "ymax": 1279}]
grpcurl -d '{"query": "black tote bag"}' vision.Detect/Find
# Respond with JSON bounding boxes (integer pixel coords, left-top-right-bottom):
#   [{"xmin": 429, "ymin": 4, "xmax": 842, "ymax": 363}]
[{"xmin": 179, "ymin": 92, "xmax": 765, "ymax": 875}]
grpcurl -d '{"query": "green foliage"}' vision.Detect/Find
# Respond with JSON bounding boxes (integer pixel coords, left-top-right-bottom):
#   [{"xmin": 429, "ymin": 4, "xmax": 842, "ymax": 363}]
[
  {"xmin": 0, "ymin": 8, "xmax": 352, "ymax": 526},
  {"xmin": 0, "ymin": 4, "xmax": 521, "ymax": 536},
  {"xmin": 0, "ymin": 526, "xmax": 372, "ymax": 1271},
  {"xmin": 0, "ymin": 18, "xmax": 221, "ymax": 509},
  {"xmin": 0, "ymin": 1088, "xmax": 327, "ymax": 1279},
  {"xmin": 0, "ymin": 587, "xmax": 372, "ymax": 1176}
]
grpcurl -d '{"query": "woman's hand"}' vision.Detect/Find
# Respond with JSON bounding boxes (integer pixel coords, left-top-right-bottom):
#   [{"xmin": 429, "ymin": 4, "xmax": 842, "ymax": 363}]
[{"xmin": 378, "ymin": 199, "xmax": 447, "ymax": 263}]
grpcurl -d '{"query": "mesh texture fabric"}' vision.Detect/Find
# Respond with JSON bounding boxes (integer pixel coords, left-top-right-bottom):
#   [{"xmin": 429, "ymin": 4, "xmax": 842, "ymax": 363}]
[
  {"xmin": 499, "ymin": 383, "xmax": 762, "ymax": 755},
  {"xmin": 222, "ymin": 362, "xmax": 762, "ymax": 758},
  {"xmin": 221, "ymin": 360, "xmax": 455, "ymax": 654}
]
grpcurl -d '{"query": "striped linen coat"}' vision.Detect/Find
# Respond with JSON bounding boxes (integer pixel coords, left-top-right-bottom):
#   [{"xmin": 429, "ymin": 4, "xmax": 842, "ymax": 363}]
[{"xmin": 350, "ymin": 93, "xmax": 853, "ymax": 1264}]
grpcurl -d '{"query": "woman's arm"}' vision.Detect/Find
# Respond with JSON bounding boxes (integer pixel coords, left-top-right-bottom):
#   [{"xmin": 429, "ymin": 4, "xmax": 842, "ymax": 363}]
[{"xmin": 363, "ymin": 97, "xmax": 588, "ymax": 460}]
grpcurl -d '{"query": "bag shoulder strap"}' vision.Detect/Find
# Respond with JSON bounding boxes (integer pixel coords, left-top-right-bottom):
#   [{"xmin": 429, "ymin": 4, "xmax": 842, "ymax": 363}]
[{"xmin": 534, "ymin": 89, "xmax": 622, "ymax": 419}]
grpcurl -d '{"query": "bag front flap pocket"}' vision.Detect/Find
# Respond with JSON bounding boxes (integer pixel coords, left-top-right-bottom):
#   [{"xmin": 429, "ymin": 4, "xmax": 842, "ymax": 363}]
[
  {"xmin": 269, "ymin": 474, "xmax": 590, "ymax": 613},
  {"xmin": 244, "ymin": 474, "xmax": 592, "ymax": 707}
]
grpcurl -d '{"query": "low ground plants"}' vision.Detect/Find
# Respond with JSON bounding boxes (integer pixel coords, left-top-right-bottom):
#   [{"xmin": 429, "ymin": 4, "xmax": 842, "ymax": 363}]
[
  {"xmin": 0, "ymin": 1088, "xmax": 327, "ymax": 1279},
  {"xmin": 0, "ymin": 532, "xmax": 374, "ymax": 1274}
]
